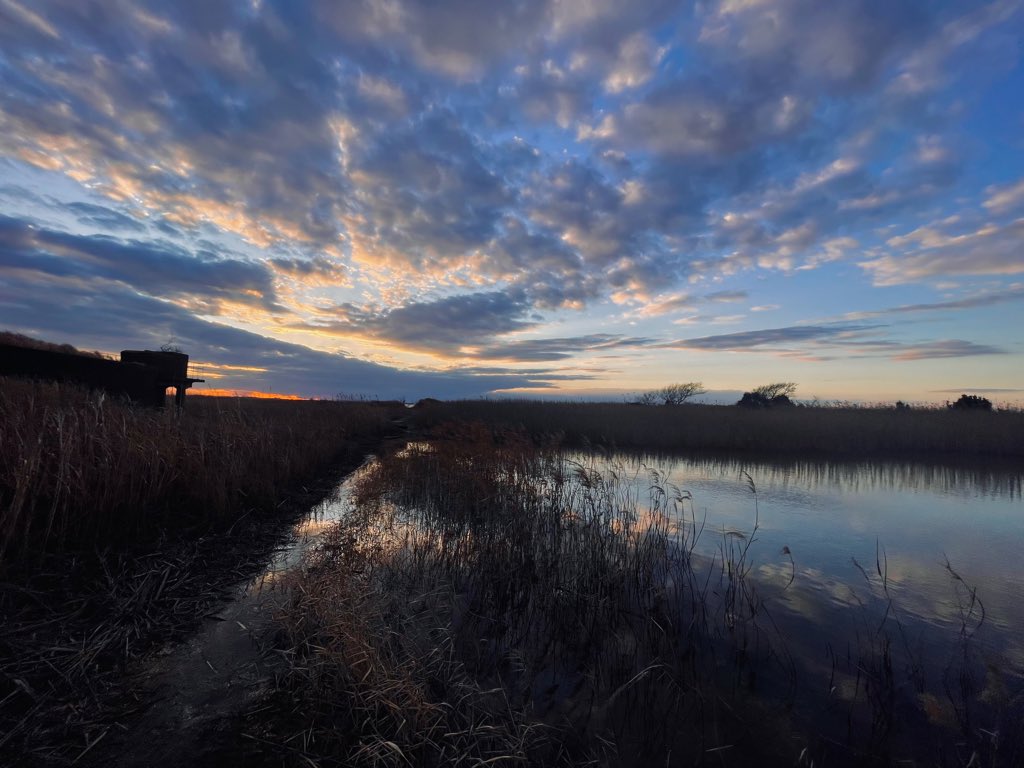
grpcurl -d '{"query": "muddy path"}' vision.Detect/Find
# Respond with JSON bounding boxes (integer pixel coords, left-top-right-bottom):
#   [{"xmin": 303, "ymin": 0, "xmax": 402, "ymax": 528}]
[{"xmin": 81, "ymin": 460, "xmax": 371, "ymax": 767}]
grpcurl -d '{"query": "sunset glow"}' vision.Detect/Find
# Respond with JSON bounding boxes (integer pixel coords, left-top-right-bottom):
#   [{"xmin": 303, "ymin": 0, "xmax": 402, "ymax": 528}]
[
  {"xmin": 190, "ymin": 388, "xmax": 305, "ymax": 401},
  {"xmin": 1, "ymin": 1, "xmax": 1022, "ymax": 404}
]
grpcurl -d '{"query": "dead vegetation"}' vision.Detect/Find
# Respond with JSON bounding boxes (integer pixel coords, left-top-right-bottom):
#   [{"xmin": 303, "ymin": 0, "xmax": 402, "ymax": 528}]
[
  {"xmin": 409, "ymin": 399, "xmax": 1024, "ymax": 459},
  {"xmin": 259, "ymin": 424, "xmax": 1023, "ymax": 767},
  {"xmin": 0, "ymin": 377, "xmax": 400, "ymax": 765}
]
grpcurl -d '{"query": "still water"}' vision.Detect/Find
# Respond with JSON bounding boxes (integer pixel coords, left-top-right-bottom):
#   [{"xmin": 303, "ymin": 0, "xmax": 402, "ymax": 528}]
[{"xmin": 579, "ymin": 453, "xmax": 1024, "ymax": 686}]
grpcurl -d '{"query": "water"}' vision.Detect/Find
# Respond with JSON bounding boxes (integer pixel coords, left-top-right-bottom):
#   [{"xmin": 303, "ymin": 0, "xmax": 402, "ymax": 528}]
[
  {"xmin": 106, "ymin": 452, "xmax": 1021, "ymax": 763},
  {"xmin": 577, "ymin": 452, "xmax": 1024, "ymax": 717},
  {"xmin": 105, "ymin": 466, "xmax": 364, "ymax": 766}
]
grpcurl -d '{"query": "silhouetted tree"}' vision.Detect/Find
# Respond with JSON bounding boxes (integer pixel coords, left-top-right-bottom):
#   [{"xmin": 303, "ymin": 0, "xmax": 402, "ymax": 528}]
[
  {"xmin": 659, "ymin": 382, "xmax": 706, "ymax": 405},
  {"xmin": 752, "ymin": 382, "xmax": 797, "ymax": 400},
  {"xmin": 635, "ymin": 382, "xmax": 706, "ymax": 406},
  {"xmin": 949, "ymin": 394, "xmax": 992, "ymax": 411},
  {"xmin": 737, "ymin": 382, "xmax": 797, "ymax": 408}
]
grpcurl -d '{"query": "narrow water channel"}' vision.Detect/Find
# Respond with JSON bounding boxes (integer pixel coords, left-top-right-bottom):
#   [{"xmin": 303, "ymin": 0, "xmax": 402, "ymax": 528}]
[{"xmin": 102, "ymin": 462, "xmax": 368, "ymax": 766}]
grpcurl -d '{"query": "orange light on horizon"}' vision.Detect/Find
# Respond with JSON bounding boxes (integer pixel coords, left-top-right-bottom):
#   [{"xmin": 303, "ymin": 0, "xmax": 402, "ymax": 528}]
[{"xmin": 191, "ymin": 388, "xmax": 305, "ymax": 400}]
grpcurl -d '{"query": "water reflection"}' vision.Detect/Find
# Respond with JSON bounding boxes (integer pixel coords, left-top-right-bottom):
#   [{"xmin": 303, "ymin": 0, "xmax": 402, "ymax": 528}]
[
  {"xmin": 245, "ymin": 466, "xmax": 369, "ymax": 590},
  {"xmin": 574, "ymin": 451, "xmax": 1024, "ymax": 678},
  {"xmin": 625, "ymin": 452, "xmax": 1022, "ymax": 498}
]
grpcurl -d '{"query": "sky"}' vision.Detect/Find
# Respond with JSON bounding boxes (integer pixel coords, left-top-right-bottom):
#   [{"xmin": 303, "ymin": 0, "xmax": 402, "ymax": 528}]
[{"xmin": 1, "ymin": 0, "xmax": 1022, "ymax": 404}]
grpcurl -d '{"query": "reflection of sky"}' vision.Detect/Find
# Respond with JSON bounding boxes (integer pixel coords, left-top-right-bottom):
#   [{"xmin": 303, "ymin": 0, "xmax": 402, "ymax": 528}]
[
  {"xmin": 245, "ymin": 483, "xmax": 355, "ymax": 590},
  {"xmin": 575, "ymin": 452, "xmax": 1024, "ymax": 678}
]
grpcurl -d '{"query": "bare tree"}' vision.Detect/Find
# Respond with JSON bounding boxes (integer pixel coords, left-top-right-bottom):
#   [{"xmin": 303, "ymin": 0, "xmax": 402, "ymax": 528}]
[
  {"xmin": 636, "ymin": 382, "xmax": 707, "ymax": 405},
  {"xmin": 751, "ymin": 382, "xmax": 797, "ymax": 400},
  {"xmin": 659, "ymin": 382, "xmax": 707, "ymax": 405}
]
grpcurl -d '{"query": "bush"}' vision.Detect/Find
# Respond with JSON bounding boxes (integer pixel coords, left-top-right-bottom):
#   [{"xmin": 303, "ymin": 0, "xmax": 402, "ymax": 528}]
[
  {"xmin": 737, "ymin": 382, "xmax": 797, "ymax": 408},
  {"xmin": 949, "ymin": 394, "xmax": 993, "ymax": 411}
]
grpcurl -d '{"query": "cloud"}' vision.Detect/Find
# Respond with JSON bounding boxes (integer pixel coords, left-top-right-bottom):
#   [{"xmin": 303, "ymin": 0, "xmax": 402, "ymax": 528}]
[
  {"xmin": 602, "ymin": 33, "xmax": 666, "ymax": 94},
  {"xmin": 886, "ymin": 340, "xmax": 1005, "ymax": 361},
  {"xmin": 313, "ymin": 0, "xmax": 552, "ymax": 81},
  {"xmin": 605, "ymin": 85, "xmax": 813, "ymax": 158},
  {"xmin": 701, "ymin": 0, "xmax": 934, "ymax": 90},
  {"xmin": 0, "ymin": 0, "xmax": 1020, "ymax": 396},
  {"xmin": 843, "ymin": 287, "xmax": 1024, "ymax": 319},
  {"xmin": 666, "ymin": 323, "xmax": 880, "ymax": 351},
  {"xmin": 0, "ymin": 213, "xmax": 277, "ymax": 311},
  {"xmin": 472, "ymin": 334, "xmax": 657, "ymax": 362},
  {"xmin": 343, "ymin": 110, "xmax": 515, "ymax": 273},
  {"xmin": 861, "ymin": 218, "xmax": 1024, "ymax": 285},
  {"xmin": 298, "ymin": 291, "xmax": 537, "ymax": 355},
  {"xmin": 663, "ymin": 322, "xmax": 1006, "ymax": 361},
  {"xmin": 297, "ymin": 291, "xmax": 661, "ymax": 363},
  {"xmin": 1, "ymin": 0, "xmax": 1012, "ymax": 312},
  {"xmin": 0, "ymin": 273, "xmax": 550, "ymax": 399},
  {"xmin": 269, "ymin": 255, "xmax": 348, "ymax": 283},
  {"xmin": 984, "ymin": 177, "xmax": 1024, "ymax": 214},
  {"xmin": 64, "ymin": 202, "xmax": 147, "ymax": 233},
  {"xmin": 633, "ymin": 289, "xmax": 749, "ymax": 318}
]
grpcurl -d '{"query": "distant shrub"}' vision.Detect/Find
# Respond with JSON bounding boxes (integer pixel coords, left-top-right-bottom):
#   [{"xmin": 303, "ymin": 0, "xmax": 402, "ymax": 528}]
[
  {"xmin": 894, "ymin": 401, "xmax": 911, "ymax": 411},
  {"xmin": 949, "ymin": 394, "xmax": 993, "ymax": 411},
  {"xmin": 737, "ymin": 382, "xmax": 797, "ymax": 408}
]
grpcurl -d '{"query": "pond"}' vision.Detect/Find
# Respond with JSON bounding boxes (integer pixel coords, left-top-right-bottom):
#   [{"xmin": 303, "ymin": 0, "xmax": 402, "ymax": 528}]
[{"xmin": 576, "ymin": 451, "xmax": 1023, "ymax": 751}]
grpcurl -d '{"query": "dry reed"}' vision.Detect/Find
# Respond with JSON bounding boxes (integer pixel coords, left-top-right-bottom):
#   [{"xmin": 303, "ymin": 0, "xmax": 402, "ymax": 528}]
[
  {"xmin": 0, "ymin": 377, "xmax": 395, "ymax": 567},
  {"xmin": 410, "ymin": 400, "xmax": 1024, "ymax": 459},
  {"xmin": 265, "ymin": 424, "xmax": 1023, "ymax": 767}
]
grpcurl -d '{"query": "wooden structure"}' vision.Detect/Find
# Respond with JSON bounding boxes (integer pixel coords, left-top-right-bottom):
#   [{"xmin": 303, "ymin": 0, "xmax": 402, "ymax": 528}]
[
  {"xmin": 120, "ymin": 350, "xmax": 203, "ymax": 408},
  {"xmin": 0, "ymin": 344, "xmax": 204, "ymax": 407}
]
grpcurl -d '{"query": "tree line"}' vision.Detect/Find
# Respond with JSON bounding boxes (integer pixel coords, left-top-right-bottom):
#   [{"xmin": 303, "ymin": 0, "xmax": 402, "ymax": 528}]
[{"xmin": 634, "ymin": 382, "xmax": 995, "ymax": 410}]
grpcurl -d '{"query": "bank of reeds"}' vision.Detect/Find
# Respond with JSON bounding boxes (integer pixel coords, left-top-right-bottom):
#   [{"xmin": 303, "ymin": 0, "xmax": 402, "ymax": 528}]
[
  {"xmin": 266, "ymin": 425, "xmax": 1022, "ymax": 767},
  {"xmin": 0, "ymin": 377, "xmax": 400, "ymax": 764},
  {"xmin": 267, "ymin": 424, "xmax": 803, "ymax": 766},
  {"xmin": 0, "ymin": 378, "xmax": 396, "ymax": 568},
  {"xmin": 411, "ymin": 399, "xmax": 1024, "ymax": 459}
]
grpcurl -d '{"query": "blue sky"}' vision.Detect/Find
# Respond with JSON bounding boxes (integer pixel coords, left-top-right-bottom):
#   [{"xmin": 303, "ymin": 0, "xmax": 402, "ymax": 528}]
[{"xmin": 0, "ymin": 0, "xmax": 1022, "ymax": 403}]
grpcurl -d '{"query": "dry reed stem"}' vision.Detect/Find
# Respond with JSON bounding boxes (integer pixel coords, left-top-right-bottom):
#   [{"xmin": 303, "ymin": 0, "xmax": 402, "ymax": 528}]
[{"xmin": 265, "ymin": 424, "xmax": 1024, "ymax": 767}]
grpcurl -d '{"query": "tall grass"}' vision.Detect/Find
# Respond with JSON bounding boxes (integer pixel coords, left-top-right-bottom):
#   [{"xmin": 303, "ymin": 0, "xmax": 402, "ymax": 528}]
[
  {"xmin": 0, "ymin": 378, "xmax": 400, "ymax": 764},
  {"xmin": 0, "ymin": 378, "xmax": 396, "ymax": 569},
  {"xmin": 411, "ymin": 400, "xmax": 1024, "ymax": 459},
  {"xmin": 269, "ymin": 425, "xmax": 802, "ymax": 766},
  {"xmin": 268, "ymin": 425, "xmax": 1023, "ymax": 766}
]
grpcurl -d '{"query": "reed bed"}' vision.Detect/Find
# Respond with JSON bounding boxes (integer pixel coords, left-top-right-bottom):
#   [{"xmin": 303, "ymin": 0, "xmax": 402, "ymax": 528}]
[
  {"xmin": 0, "ymin": 377, "xmax": 399, "ymax": 765},
  {"xmin": 268, "ymin": 424, "xmax": 802, "ymax": 766},
  {"xmin": 0, "ymin": 377, "xmax": 396, "ymax": 567},
  {"xmin": 267, "ymin": 424, "xmax": 1022, "ymax": 767},
  {"xmin": 410, "ymin": 400, "xmax": 1024, "ymax": 459}
]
